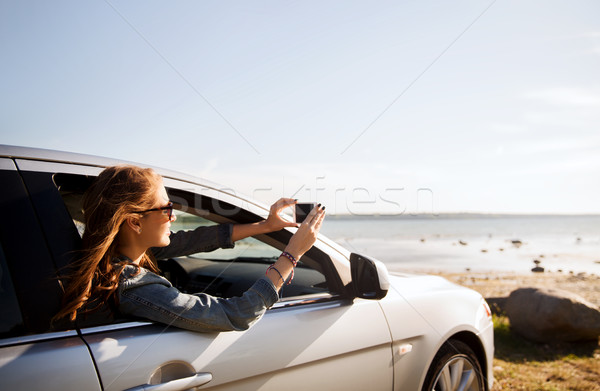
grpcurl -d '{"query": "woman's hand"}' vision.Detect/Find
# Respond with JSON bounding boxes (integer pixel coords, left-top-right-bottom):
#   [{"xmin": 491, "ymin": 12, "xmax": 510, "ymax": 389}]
[
  {"xmin": 263, "ymin": 198, "xmax": 299, "ymax": 232},
  {"xmin": 284, "ymin": 204, "xmax": 326, "ymax": 260},
  {"xmin": 231, "ymin": 198, "xmax": 298, "ymax": 242}
]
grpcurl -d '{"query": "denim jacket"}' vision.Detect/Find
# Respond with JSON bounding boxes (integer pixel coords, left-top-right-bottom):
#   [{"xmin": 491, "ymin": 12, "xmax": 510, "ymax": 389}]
[{"xmin": 116, "ymin": 224, "xmax": 279, "ymax": 332}]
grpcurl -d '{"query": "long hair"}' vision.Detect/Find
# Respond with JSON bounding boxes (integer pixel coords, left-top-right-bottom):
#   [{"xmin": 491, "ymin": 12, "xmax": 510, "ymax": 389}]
[{"xmin": 54, "ymin": 165, "xmax": 162, "ymax": 322}]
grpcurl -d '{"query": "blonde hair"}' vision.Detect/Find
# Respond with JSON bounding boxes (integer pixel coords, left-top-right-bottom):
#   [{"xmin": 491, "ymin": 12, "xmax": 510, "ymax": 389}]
[{"xmin": 54, "ymin": 165, "xmax": 162, "ymax": 322}]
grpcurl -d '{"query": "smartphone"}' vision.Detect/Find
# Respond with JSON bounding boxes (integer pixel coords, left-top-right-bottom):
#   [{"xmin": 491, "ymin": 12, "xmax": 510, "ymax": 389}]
[{"xmin": 294, "ymin": 202, "xmax": 317, "ymax": 224}]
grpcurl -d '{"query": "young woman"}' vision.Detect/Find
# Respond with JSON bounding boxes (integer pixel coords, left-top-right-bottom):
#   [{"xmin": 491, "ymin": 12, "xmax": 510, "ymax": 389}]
[{"xmin": 54, "ymin": 165, "xmax": 325, "ymax": 332}]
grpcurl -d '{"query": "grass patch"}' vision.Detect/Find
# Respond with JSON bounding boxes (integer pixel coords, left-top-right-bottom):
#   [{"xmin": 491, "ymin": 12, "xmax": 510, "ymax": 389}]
[{"xmin": 491, "ymin": 315, "xmax": 600, "ymax": 390}]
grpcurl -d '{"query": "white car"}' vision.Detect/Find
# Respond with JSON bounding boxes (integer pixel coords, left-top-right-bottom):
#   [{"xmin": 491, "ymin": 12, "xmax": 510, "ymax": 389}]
[{"xmin": 0, "ymin": 145, "xmax": 493, "ymax": 391}]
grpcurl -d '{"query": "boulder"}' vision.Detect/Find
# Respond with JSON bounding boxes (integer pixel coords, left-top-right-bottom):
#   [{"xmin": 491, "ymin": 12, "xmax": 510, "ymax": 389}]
[{"xmin": 505, "ymin": 287, "xmax": 600, "ymax": 343}]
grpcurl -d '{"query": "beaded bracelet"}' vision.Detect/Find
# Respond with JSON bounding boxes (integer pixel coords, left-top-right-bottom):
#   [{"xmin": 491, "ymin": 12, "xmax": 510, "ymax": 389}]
[
  {"xmin": 266, "ymin": 265, "xmax": 285, "ymax": 284},
  {"xmin": 280, "ymin": 251, "xmax": 298, "ymax": 267}
]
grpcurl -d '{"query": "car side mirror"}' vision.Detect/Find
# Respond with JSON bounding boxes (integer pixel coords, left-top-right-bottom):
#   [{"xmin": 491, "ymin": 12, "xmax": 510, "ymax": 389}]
[{"xmin": 350, "ymin": 253, "xmax": 389, "ymax": 300}]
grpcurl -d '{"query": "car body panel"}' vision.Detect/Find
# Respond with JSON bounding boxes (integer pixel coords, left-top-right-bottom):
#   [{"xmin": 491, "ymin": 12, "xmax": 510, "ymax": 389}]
[
  {"xmin": 0, "ymin": 336, "xmax": 102, "ymax": 391},
  {"xmin": 380, "ymin": 274, "xmax": 494, "ymax": 390}
]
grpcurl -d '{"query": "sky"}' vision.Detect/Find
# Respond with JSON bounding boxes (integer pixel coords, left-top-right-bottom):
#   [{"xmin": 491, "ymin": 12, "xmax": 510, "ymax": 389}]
[{"xmin": 1, "ymin": 1, "xmax": 599, "ymax": 215}]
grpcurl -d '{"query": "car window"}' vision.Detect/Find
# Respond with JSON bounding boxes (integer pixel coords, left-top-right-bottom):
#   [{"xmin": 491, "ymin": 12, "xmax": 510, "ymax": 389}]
[{"xmin": 0, "ymin": 243, "xmax": 25, "ymax": 339}]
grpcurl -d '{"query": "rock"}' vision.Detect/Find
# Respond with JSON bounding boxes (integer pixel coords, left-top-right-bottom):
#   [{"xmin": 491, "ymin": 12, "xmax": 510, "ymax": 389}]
[
  {"xmin": 459, "ymin": 240, "xmax": 468, "ymax": 246},
  {"xmin": 511, "ymin": 239, "xmax": 522, "ymax": 248},
  {"xmin": 505, "ymin": 287, "xmax": 600, "ymax": 342},
  {"xmin": 531, "ymin": 266, "xmax": 544, "ymax": 273}
]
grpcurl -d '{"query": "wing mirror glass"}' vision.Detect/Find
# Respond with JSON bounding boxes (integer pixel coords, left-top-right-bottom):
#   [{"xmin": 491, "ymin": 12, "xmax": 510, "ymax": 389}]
[{"xmin": 350, "ymin": 253, "xmax": 389, "ymax": 300}]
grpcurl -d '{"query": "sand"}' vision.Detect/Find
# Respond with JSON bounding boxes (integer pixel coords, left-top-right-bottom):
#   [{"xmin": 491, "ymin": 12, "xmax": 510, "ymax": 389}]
[{"xmin": 432, "ymin": 271, "xmax": 600, "ymax": 307}]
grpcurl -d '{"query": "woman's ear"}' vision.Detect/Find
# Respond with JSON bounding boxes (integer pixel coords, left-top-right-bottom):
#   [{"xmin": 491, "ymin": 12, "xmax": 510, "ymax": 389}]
[{"xmin": 125, "ymin": 216, "xmax": 142, "ymax": 234}]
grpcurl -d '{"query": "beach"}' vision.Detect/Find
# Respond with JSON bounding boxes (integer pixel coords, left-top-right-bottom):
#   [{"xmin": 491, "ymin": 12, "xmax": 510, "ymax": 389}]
[{"xmin": 432, "ymin": 270, "xmax": 600, "ymax": 307}]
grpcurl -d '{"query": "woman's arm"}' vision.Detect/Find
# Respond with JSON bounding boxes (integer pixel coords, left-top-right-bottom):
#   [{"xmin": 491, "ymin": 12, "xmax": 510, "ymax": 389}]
[
  {"xmin": 231, "ymin": 198, "xmax": 298, "ymax": 242},
  {"xmin": 151, "ymin": 224, "xmax": 234, "ymax": 260}
]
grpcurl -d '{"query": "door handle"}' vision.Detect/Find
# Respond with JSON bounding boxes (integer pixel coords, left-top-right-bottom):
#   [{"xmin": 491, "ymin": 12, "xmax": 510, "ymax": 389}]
[{"xmin": 125, "ymin": 372, "xmax": 212, "ymax": 391}]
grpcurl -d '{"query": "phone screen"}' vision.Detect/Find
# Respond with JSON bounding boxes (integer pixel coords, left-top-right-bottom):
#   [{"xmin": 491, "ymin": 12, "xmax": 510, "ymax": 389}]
[{"xmin": 295, "ymin": 203, "xmax": 316, "ymax": 223}]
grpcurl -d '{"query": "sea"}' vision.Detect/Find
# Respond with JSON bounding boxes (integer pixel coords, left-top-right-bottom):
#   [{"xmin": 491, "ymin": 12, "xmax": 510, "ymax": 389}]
[{"xmin": 319, "ymin": 214, "xmax": 600, "ymax": 275}]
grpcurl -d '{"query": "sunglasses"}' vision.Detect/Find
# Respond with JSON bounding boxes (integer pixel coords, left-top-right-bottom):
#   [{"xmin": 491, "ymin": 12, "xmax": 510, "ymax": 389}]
[{"xmin": 139, "ymin": 202, "xmax": 174, "ymax": 220}]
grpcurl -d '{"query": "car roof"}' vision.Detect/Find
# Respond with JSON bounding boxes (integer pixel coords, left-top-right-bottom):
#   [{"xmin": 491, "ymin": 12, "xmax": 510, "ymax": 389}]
[
  {"xmin": 1, "ymin": 144, "xmax": 126, "ymax": 167},
  {"xmin": 0, "ymin": 144, "xmax": 238, "ymax": 199}
]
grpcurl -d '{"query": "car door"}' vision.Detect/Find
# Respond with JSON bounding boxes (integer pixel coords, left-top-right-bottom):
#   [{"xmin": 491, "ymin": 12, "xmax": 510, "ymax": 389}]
[
  {"xmin": 27, "ymin": 164, "xmax": 394, "ymax": 391},
  {"xmin": 0, "ymin": 158, "xmax": 101, "ymax": 391},
  {"xmin": 82, "ymin": 294, "xmax": 393, "ymax": 391}
]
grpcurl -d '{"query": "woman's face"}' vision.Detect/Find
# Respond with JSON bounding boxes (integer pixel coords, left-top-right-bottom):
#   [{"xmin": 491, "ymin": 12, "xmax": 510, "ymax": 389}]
[{"xmin": 139, "ymin": 183, "xmax": 175, "ymax": 248}]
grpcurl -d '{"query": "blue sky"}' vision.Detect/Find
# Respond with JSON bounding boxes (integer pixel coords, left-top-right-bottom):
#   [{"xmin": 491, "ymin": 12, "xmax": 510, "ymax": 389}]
[{"xmin": 2, "ymin": 1, "xmax": 599, "ymax": 214}]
